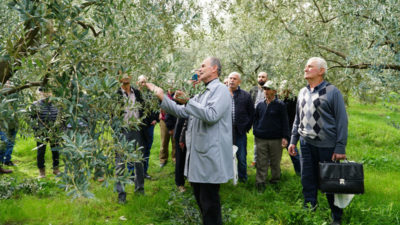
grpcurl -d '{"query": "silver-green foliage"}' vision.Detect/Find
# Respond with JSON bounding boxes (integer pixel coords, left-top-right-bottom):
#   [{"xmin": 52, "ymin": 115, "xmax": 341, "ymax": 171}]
[{"xmin": 0, "ymin": 0, "xmax": 201, "ymax": 198}]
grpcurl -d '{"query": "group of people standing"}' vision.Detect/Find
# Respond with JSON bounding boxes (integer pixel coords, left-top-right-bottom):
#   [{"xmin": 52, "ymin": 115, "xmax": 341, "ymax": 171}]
[
  {"xmin": 0, "ymin": 56, "xmax": 348, "ymax": 225},
  {"xmin": 147, "ymin": 56, "xmax": 347, "ymax": 225}
]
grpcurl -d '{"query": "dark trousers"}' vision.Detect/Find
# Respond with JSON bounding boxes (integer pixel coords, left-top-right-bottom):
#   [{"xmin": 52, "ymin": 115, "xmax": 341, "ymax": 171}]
[
  {"xmin": 116, "ymin": 129, "xmax": 145, "ymax": 194},
  {"xmin": 37, "ymin": 142, "xmax": 59, "ymax": 169},
  {"xmin": 233, "ymin": 130, "xmax": 248, "ymax": 181},
  {"xmin": 174, "ymin": 139, "xmax": 186, "ymax": 186},
  {"xmin": 287, "ymin": 136, "xmax": 301, "ymax": 175},
  {"xmin": 191, "ymin": 183, "xmax": 222, "ymax": 225},
  {"xmin": 300, "ymin": 137, "xmax": 343, "ymax": 221},
  {"xmin": 143, "ymin": 125, "xmax": 154, "ymax": 175}
]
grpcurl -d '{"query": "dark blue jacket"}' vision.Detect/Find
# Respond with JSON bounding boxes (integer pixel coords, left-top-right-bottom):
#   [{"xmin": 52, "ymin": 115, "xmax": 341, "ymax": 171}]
[
  {"xmin": 232, "ymin": 87, "xmax": 254, "ymax": 135},
  {"xmin": 253, "ymin": 98, "xmax": 289, "ymax": 140}
]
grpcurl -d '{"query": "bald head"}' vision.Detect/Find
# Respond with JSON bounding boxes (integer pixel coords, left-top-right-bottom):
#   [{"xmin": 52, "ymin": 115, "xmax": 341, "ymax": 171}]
[{"xmin": 257, "ymin": 72, "xmax": 268, "ymax": 86}]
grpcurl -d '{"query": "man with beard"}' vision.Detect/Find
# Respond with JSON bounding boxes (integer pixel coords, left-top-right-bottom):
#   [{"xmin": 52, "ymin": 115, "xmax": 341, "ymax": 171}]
[{"xmin": 249, "ymin": 72, "xmax": 268, "ymax": 167}]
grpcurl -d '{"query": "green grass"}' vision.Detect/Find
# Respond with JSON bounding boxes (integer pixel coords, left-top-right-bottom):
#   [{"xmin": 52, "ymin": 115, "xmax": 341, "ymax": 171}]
[{"xmin": 1, "ymin": 99, "xmax": 400, "ymax": 224}]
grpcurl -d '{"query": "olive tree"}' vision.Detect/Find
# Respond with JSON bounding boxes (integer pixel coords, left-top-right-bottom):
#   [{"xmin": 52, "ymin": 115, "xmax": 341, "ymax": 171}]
[{"xmin": 0, "ymin": 0, "xmax": 201, "ymax": 198}]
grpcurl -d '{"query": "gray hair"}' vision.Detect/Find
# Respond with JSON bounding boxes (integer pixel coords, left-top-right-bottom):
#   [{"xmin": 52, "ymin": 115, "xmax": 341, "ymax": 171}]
[
  {"xmin": 209, "ymin": 57, "xmax": 222, "ymax": 76},
  {"xmin": 228, "ymin": 71, "xmax": 241, "ymax": 80},
  {"xmin": 307, "ymin": 57, "xmax": 328, "ymax": 75}
]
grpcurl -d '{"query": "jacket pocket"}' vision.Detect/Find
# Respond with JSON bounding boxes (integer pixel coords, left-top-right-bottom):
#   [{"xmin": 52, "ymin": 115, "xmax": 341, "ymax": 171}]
[{"xmin": 193, "ymin": 132, "xmax": 210, "ymax": 154}]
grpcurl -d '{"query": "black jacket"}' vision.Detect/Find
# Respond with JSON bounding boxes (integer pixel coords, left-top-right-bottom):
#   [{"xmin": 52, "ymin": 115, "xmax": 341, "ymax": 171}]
[
  {"xmin": 116, "ymin": 86, "xmax": 159, "ymax": 145},
  {"xmin": 165, "ymin": 113, "xmax": 177, "ymax": 131},
  {"xmin": 116, "ymin": 86, "xmax": 159, "ymax": 127},
  {"xmin": 232, "ymin": 87, "xmax": 254, "ymax": 135},
  {"xmin": 283, "ymin": 96, "xmax": 297, "ymax": 133}
]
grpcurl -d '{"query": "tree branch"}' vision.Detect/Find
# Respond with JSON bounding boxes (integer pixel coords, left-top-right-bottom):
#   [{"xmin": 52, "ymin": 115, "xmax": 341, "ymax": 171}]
[
  {"xmin": 80, "ymin": 1, "xmax": 97, "ymax": 10},
  {"xmin": 77, "ymin": 21, "xmax": 101, "ymax": 37},
  {"xmin": 0, "ymin": 25, "xmax": 41, "ymax": 84},
  {"xmin": 263, "ymin": 3, "xmax": 296, "ymax": 36},
  {"xmin": 330, "ymin": 63, "xmax": 400, "ymax": 71},
  {"xmin": 326, "ymin": 59, "xmax": 345, "ymax": 68},
  {"xmin": 1, "ymin": 72, "xmax": 49, "ymax": 96},
  {"xmin": 0, "ymin": 81, "xmax": 42, "ymax": 95},
  {"xmin": 316, "ymin": 45, "xmax": 347, "ymax": 60},
  {"xmin": 232, "ymin": 62, "xmax": 244, "ymax": 75},
  {"xmin": 312, "ymin": 0, "xmax": 326, "ymax": 23},
  {"xmin": 254, "ymin": 64, "xmax": 261, "ymax": 74}
]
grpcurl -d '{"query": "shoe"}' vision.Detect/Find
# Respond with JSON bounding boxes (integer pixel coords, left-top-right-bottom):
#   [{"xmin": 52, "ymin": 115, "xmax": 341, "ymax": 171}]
[
  {"xmin": 178, "ymin": 186, "xmax": 186, "ymax": 193},
  {"xmin": 118, "ymin": 192, "xmax": 126, "ymax": 204},
  {"xmin": 135, "ymin": 188, "xmax": 145, "ymax": 195},
  {"xmin": 53, "ymin": 168, "xmax": 60, "ymax": 176},
  {"xmin": 269, "ymin": 179, "xmax": 279, "ymax": 184},
  {"xmin": 4, "ymin": 161, "xmax": 15, "ymax": 166},
  {"xmin": 303, "ymin": 202, "xmax": 317, "ymax": 211},
  {"xmin": 160, "ymin": 162, "xmax": 166, "ymax": 168},
  {"xmin": 0, "ymin": 166, "xmax": 12, "ymax": 174},
  {"xmin": 97, "ymin": 177, "xmax": 105, "ymax": 182},
  {"xmin": 256, "ymin": 182, "xmax": 266, "ymax": 193},
  {"xmin": 144, "ymin": 174, "xmax": 151, "ymax": 180},
  {"xmin": 330, "ymin": 219, "xmax": 341, "ymax": 225},
  {"xmin": 38, "ymin": 168, "xmax": 45, "ymax": 178},
  {"xmin": 239, "ymin": 178, "xmax": 247, "ymax": 183}
]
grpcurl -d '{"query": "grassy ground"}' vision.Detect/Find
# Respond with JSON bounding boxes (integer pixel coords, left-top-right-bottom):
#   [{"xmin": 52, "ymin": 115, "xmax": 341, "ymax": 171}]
[{"xmin": 1, "ymin": 99, "xmax": 399, "ymax": 225}]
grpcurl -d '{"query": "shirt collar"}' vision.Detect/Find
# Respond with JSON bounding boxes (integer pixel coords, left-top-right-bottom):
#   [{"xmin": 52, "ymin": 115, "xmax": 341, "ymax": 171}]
[
  {"xmin": 121, "ymin": 86, "xmax": 134, "ymax": 96},
  {"xmin": 205, "ymin": 78, "xmax": 219, "ymax": 87},
  {"xmin": 307, "ymin": 80, "xmax": 326, "ymax": 92},
  {"xmin": 233, "ymin": 86, "xmax": 241, "ymax": 92}
]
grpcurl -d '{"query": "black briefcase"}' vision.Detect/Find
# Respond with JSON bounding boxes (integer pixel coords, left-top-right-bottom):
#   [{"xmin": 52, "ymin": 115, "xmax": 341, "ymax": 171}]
[{"xmin": 318, "ymin": 161, "xmax": 364, "ymax": 194}]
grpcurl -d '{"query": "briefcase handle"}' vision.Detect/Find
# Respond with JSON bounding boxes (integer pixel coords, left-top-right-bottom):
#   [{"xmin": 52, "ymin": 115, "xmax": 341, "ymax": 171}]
[{"xmin": 330, "ymin": 158, "xmax": 349, "ymax": 163}]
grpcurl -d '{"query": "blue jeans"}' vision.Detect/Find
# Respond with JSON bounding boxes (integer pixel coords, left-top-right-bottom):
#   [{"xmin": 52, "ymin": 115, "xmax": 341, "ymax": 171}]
[
  {"xmin": 0, "ymin": 129, "xmax": 17, "ymax": 163},
  {"xmin": 234, "ymin": 132, "xmax": 247, "ymax": 181},
  {"xmin": 300, "ymin": 137, "xmax": 343, "ymax": 221}
]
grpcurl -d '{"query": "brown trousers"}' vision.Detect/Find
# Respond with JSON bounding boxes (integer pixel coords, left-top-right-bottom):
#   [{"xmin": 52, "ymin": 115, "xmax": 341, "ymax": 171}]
[
  {"xmin": 254, "ymin": 137, "xmax": 283, "ymax": 184},
  {"xmin": 159, "ymin": 120, "xmax": 176, "ymax": 163}
]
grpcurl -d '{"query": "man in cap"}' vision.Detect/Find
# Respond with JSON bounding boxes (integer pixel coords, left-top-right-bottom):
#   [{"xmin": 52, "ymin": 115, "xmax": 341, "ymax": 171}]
[{"xmin": 253, "ymin": 80, "xmax": 289, "ymax": 192}]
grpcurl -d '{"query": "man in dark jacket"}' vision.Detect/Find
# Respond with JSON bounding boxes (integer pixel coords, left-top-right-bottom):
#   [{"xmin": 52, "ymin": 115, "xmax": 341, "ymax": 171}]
[
  {"xmin": 280, "ymin": 80, "xmax": 301, "ymax": 175},
  {"xmin": 114, "ymin": 74, "xmax": 148, "ymax": 203},
  {"xmin": 253, "ymin": 80, "xmax": 289, "ymax": 192},
  {"xmin": 137, "ymin": 75, "xmax": 159, "ymax": 179},
  {"xmin": 228, "ymin": 72, "xmax": 254, "ymax": 182}
]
